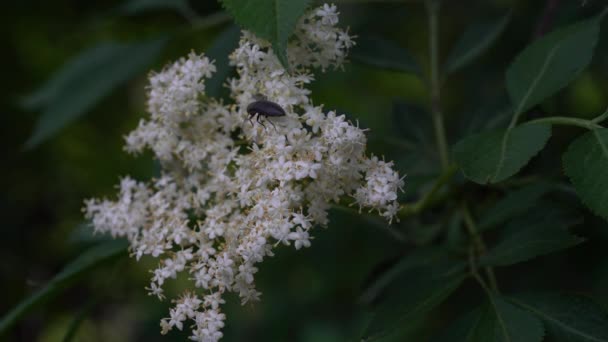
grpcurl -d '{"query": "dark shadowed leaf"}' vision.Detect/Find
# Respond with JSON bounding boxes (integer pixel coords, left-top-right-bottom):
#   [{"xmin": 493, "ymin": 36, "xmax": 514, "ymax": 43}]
[
  {"xmin": 478, "ymin": 183, "xmax": 551, "ymax": 231},
  {"xmin": 446, "ymin": 212, "xmax": 467, "ymax": 252},
  {"xmin": 359, "ymin": 247, "xmax": 451, "ymax": 305},
  {"xmin": 432, "ymin": 307, "xmax": 480, "ymax": 342},
  {"xmin": 351, "ymin": 36, "xmax": 421, "ymax": 75},
  {"xmin": 458, "ymin": 94, "xmax": 512, "ymax": 137},
  {"xmin": 563, "ymin": 128, "xmax": 608, "ymax": 221},
  {"xmin": 453, "ymin": 123, "xmax": 551, "ymax": 184},
  {"xmin": 362, "ymin": 262, "xmax": 466, "ymax": 341},
  {"xmin": 433, "ymin": 295, "xmax": 544, "ymax": 342},
  {"xmin": 120, "ymin": 0, "xmax": 193, "ymax": 16},
  {"xmin": 479, "ymin": 211, "xmax": 583, "ymax": 267},
  {"xmin": 510, "ymin": 293, "xmax": 608, "ymax": 342},
  {"xmin": 205, "ymin": 25, "xmax": 241, "ymax": 98},
  {"xmin": 444, "ymin": 11, "xmax": 511, "ymax": 74},
  {"xmin": 0, "ymin": 240, "xmax": 128, "ymax": 335},
  {"xmin": 506, "ymin": 13, "xmax": 603, "ymax": 115},
  {"xmin": 219, "ymin": 0, "xmax": 311, "ymax": 69},
  {"xmin": 389, "ymin": 101, "xmax": 439, "ymax": 174},
  {"xmin": 24, "ymin": 37, "xmax": 168, "ymax": 148}
]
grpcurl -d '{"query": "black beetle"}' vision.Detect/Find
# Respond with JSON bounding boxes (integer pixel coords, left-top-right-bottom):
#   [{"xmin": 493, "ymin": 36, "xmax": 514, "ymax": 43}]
[{"xmin": 246, "ymin": 96, "xmax": 286, "ymax": 130}]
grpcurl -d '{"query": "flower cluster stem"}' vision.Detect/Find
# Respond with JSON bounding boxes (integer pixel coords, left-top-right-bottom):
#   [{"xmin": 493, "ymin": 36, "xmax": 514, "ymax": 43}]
[
  {"xmin": 592, "ymin": 106, "xmax": 608, "ymax": 124},
  {"xmin": 526, "ymin": 116, "xmax": 604, "ymax": 130},
  {"xmin": 462, "ymin": 202, "xmax": 499, "ymax": 293},
  {"xmin": 426, "ymin": 0, "xmax": 449, "ymax": 171},
  {"xmin": 398, "ymin": 164, "xmax": 457, "ymax": 218}
]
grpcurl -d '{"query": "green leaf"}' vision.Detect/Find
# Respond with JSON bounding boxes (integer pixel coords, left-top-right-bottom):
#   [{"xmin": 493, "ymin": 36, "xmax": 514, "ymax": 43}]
[
  {"xmin": 432, "ymin": 308, "xmax": 480, "ymax": 342},
  {"xmin": 120, "ymin": 0, "xmax": 192, "ymax": 16},
  {"xmin": 459, "ymin": 94, "xmax": 512, "ymax": 136},
  {"xmin": 453, "ymin": 123, "xmax": 551, "ymax": 184},
  {"xmin": 506, "ymin": 14, "xmax": 603, "ymax": 115},
  {"xmin": 446, "ymin": 212, "xmax": 466, "ymax": 252},
  {"xmin": 444, "ymin": 11, "xmax": 511, "ymax": 74},
  {"xmin": 479, "ymin": 212, "xmax": 583, "ymax": 267},
  {"xmin": 219, "ymin": 0, "xmax": 311, "ymax": 70},
  {"xmin": 62, "ymin": 299, "xmax": 96, "ymax": 342},
  {"xmin": 205, "ymin": 25, "xmax": 241, "ymax": 98},
  {"xmin": 433, "ymin": 295, "xmax": 544, "ymax": 342},
  {"xmin": 351, "ymin": 36, "xmax": 421, "ymax": 75},
  {"xmin": 563, "ymin": 128, "xmax": 608, "ymax": 221},
  {"xmin": 478, "ymin": 183, "xmax": 551, "ymax": 231},
  {"xmin": 24, "ymin": 37, "xmax": 168, "ymax": 148},
  {"xmin": 0, "ymin": 240, "xmax": 128, "ymax": 335},
  {"xmin": 359, "ymin": 247, "xmax": 452, "ymax": 305},
  {"xmin": 510, "ymin": 293, "xmax": 608, "ymax": 342},
  {"xmin": 362, "ymin": 263, "xmax": 466, "ymax": 340}
]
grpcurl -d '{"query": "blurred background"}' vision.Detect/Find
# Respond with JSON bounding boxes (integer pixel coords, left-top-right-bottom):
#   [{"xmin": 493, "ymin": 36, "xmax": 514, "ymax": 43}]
[{"xmin": 3, "ymin": 0, "xmax": 608, "ymax": 341}]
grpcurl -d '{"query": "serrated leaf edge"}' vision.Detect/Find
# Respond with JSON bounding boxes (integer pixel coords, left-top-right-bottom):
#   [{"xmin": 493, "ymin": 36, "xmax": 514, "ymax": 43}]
[
  {"xmin": 508, "ymin": 297, "xmax": 607, "ymax": 342},
  {"xmin": 563, "ymin": 129, "xmax": 608, "ymax": 220}
]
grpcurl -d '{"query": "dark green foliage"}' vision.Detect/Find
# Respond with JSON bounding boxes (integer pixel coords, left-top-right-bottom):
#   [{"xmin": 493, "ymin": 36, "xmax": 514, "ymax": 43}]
[
  {"xmin": 453, "ymin": 123, "xmax": 551, "ymax": 184},
  {"xmin": 444, "ymin": 11, "xmax": 511, "ymax": 74},
  {"xmin": 24, "ymin": 38, "xmax": 168, "ymax": 148},
  {"xmin": 351, "ymin": 36, "xmax": 421, "ymax": 75},
  {"xmin": 0, "ymin": 240, "xmax": 127, "ymax": 334},
  {"xmin": 219, "ymin": 0, "xmax": 311, "ymax": 69},
  {"xmin": 362, "ymin": 262, "xmax": 466, "ymax": 341},
  {"xmin": 479, "ymin": 212, "xmax": 584, "ymax": 267},
  {"xmin": 120, "ymin": 0, "xmax": 194, "ymax": 16},
  {"xmin": 563, "ymin": 129, "xmax": 608, "ymax": 220},
  {"xmin": 433, "ymin": 294, "xmax": 545, "ymax": 342},
  {"xmin": 478, "ymin": 183, "xmax": 551, "ymax": 231},
  {"xmin": 510, "ymin": 293, "xmax": 608, "ymax": 341},
  {"xmin": 506, "ymin": 13, "xmax": 603, "ymax": 115},
  {"xmin": 204, "ymin": 25, "xmax": 242, "ymax": 98},
  {"xmin": 6, "ymin": 1, "xmax": 608, "ymax": 341}
]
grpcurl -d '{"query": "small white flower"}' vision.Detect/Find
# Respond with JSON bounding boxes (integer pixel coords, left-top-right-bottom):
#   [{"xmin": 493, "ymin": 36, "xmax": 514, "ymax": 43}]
[{"xmin": 288, "ymin": 227, "xmax": 312, "ymax": 250}]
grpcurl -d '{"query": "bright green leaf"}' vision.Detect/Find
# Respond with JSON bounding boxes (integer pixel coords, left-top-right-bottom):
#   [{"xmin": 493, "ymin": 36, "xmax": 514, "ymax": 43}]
[
  {"xmin": 478, "ymin": 183, "xmax": 551, "ymax": 231},
  {"xmin": 563, "ymin": 128, "xmax": 608, "ymax": 221},
  {"xmin": 24, "ymin": 37, "xmax": 168, "ymax": 148},
  {"xmin": 479, "ymin": 212, "xmax": 583, "ymax": 267},
  {"xmin": 433, "ymin": 295, "xmax": 544, "ymax": 342},
  {"xmin": 219, "ymin": 0, "xmax": 311, "ymax": 70},
  {"xmin": 510, "ymin": 293, "xmax": 608, "ymax": 342},
  {"xmin": 351, "ymin": 36, "xmax": 421, "ymax": 75},
  {"xmin": 0, "ymin": 240, "xmax": 127, "ymax": 335},
  {"xmin": 453, "ymin": 123, "xmax": 551, "ymax": 184},
  {"xmin": 444, "ymin": 11, "xmax": 511, "ymax": 74},
  {"xmin": 363, "ymin": 263, "xmax": 466, "ymax": 340},
  {"xmin": 506, "ymin": 14, "xmax": 603, "ymax": 115}
]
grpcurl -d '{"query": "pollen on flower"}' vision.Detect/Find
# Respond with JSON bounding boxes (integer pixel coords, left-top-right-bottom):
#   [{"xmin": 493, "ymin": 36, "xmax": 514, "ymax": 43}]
[{"xmin": 84, "ymin": 3, "xmax": 404, "ymax": 341}]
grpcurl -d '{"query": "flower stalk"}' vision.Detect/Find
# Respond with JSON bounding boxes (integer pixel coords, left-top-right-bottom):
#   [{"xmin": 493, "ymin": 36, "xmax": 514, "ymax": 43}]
[{"xmin": 426, "ymin": 0, "xmax": 450, "ymax": 171}]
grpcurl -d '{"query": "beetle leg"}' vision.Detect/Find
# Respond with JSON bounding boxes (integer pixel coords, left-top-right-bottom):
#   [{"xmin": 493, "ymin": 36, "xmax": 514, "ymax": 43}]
[
  {"xmin": 267, "ymin": 118, "xmax": 277, "ymax": 132},
  {"xmin": 248, "ymin": 113, "xmax": 255, "ymax": 126},
  {"xmin": 257, "ymin": 115, "xmax": 267, "ymax": 130}
]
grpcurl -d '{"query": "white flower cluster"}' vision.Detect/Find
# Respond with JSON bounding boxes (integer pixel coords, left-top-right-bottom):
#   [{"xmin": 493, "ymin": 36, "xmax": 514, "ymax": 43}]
[{"xmin": 84, "ymin": 4, "xmax": 404, "ymax": 341}]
